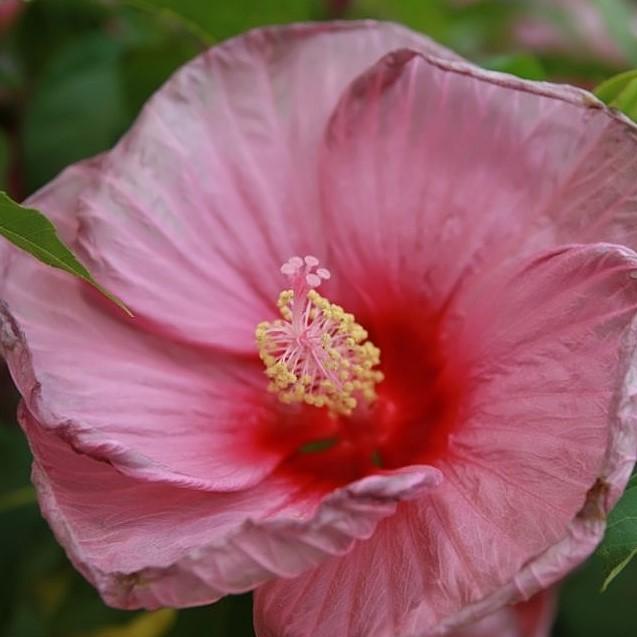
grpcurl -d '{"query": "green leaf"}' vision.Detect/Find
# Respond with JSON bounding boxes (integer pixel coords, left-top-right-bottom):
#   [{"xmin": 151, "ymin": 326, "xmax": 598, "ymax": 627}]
[
  {"xmin": 0, "ymin": 192, "xmax": 131, "ymax": 315},
  {"xmin": 602, "ymin": 548, "xmax": 637, "ymax": 592},
  {"xmin": 594, "ymin": 69, "xmax": 637, "ymax": 122},
  {"xmin": 597, "ymin": 479, "xmax": 637, "ymax": 589}
]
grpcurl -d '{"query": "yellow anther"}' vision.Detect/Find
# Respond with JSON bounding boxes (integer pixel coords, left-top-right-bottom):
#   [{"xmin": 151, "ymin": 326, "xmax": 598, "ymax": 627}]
[{"xmin": 255, "ymin": 260, "xmax": 383, "ymax": 416}]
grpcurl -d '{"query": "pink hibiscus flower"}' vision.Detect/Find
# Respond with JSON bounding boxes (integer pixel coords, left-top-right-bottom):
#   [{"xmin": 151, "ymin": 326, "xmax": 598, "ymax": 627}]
[{"xmin": 1, "ymin": 21, "xmax": 637, "ymax": 637}]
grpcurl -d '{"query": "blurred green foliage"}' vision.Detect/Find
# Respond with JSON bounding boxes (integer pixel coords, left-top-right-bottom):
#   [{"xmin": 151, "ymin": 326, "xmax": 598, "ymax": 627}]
[
  {"xmin": 0, "ymin": 132, "xmax": 8, "ymax": 192},
  {"xmin": 595, "ymin": 67, "xmax": 637, "ymax": 119},
  {"xmin": 1, "ymin": 1, "xmax": 637, "ymax": 636}
]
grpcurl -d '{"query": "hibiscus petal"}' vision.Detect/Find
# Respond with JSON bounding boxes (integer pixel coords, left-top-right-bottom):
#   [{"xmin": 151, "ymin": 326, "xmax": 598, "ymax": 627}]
[
  {"xmin": 0, "ymin": 246, "xmax": 289, "ymax": 491},
  {"xmin": 0, "ymin": 24, "xmax": 458, "ymax": 487},
  {"xmin": 320, "ymin": 49, "xmax": 637, "ymax": 309},
  {"xmin": 23, "ymin": 405, "xmax": 441, "ymax": 608},
  {"xmin": 39, "ymin": 22, "xmax": 457, "ymax": 352},
  {"xmin": 435, "ymin": 588, "xmax": 555, "ymax": 637},
  {"xmin": 254, "ymin": 244, "xmax": 637, "ymax": 637}
]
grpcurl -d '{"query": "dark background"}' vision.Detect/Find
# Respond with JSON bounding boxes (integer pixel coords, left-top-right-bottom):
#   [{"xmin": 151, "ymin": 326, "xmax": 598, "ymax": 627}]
[{"xmin": 1, "ymin": 1, "xmax": 637, "ymax": 635}]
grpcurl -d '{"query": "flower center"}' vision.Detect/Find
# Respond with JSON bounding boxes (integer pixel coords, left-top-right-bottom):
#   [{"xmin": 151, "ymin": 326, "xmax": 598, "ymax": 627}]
[{"xmin": 256, "ymin": 256, "xmax": 383, "ymax": 416}]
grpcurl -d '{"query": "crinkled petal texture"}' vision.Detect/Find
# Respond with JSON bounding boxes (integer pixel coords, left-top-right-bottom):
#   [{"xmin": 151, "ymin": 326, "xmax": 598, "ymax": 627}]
[
  {"xmin": 321, "ymin": 49, "xmax": 637, "ymax": 308},
  {"xmin": 24, "ymin": 404, "xmax": 441, "ymax": 608},
  {"xmin": 0, "ymin": 230, "xmax": 287, "ymax": 492},
  {"xmin": 254, "ymin": 243, "xmax": 637, "ymax": 637},
  {"xmin": 449, "ymin": 588, "xmax": 556, "ymax": 637}
]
